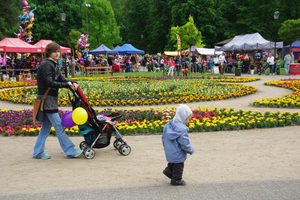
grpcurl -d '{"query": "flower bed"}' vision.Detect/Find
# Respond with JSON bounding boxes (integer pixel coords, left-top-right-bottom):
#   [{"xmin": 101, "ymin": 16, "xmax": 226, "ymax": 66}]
[
  {"xmin": 0, "ymin": 77, "xmax": 258, "ymax": 106},
  {"xmin": 0, "ymin": 80, "xmax": 36, "ymax": 89},
  {"xmin": 252, "ymin": 79, "xmax": 300, "ymax": 108},
  {"xmin": 1, "ymin": 107, "xmax": 299, "ymax": 136}
]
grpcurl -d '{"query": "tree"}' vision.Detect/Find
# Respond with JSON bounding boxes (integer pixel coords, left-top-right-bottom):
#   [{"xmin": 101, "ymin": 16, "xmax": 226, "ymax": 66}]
[
  {"xmin": 178, "ymin": 15, "xmax": 204, "ymax": 50},
  {"xmin": 67, "ymin": 29, "xmax": 81, "ymax": 56},
  {"xmin": 125, "ymin": 0, "xmax": 150, "ymax": 52},
  {"xmin": 32, "ymin": 0, "xmax": 84, "ymax": 46},
  {"xmin": 278, "ymin": 0, "xmax": 300, "ymax": 20},
  {"xmin": 0, "ymin": 0, "xmax": 19, "ymax": 39},
  {"xmin": 84, "ymin": 0, "xmax": 121, "ymax": 49},
  {"xmin": 278, "ymin": 19, "xmax": 300, "ymax": 52},
  {"xmin": 145, "ymin": 0, "xmax": 172, "ymax": 54},
  {"xmin": 170, "ymin": 15, "xmax": 204, "ymax": 69}
]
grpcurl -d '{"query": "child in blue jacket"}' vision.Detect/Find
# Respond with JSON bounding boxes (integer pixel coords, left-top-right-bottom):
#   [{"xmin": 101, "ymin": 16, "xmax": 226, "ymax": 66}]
[{"xmin": 162, "ymin": 104, "xmax": 194, "ymax": 186}]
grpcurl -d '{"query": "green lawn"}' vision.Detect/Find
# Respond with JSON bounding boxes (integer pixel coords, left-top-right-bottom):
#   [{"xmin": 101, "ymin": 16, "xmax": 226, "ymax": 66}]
[
  {"xmin": 73, "ymin": 67, "xmax": 288, "ymax": 78},
  {"xmin": 75, "ymin": 69, "xmax": 233, "ymax": 78}
]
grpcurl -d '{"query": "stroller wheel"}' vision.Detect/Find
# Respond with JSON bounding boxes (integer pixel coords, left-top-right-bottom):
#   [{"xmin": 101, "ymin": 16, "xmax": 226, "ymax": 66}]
[
  {"xmin": 113, "ymin": 139, "xmax": 123, "ymax": 150},
  {"xmin": 84, "ymin": 147, "xmax": 95, "ymax": 159},
  {"xmin": 118, "ymin": 144, "xmax": 131, "ymax": 156},
  {"xmin": 79, "ymin": 141, "xmax": 88, "ymax": 150}
]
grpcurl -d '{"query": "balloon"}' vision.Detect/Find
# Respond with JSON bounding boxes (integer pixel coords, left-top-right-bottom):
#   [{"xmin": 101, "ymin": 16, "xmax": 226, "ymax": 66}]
[
  {"xmin": 28, "ymin": 7, "xmax": 37, "ymax": 18},
  {"xmin": 22, "ymin": 0, "xmax": 28, "ymax": 7},
  {"xmin": 62, "ymin": 111, "xmax": 76, "ymax": 128},
  {"xmin": 72, "ymin": 107, "xmax": 88, "ymax": 125},
  {"xmin": 26, "ymin": 24, "xmax": 33, "ymax": 29}
]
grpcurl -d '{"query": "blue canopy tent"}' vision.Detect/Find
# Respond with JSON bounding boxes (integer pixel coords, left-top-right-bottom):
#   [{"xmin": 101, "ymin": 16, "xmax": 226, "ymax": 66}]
[
  {"xmin": 110, "ymin": 45, "xmax": 121, "ymax": 55},
  {"xmin": 115, "ymin": 44, "xmax": 145, "ymax": 54},
  {"xmin": 112, "ymin": 45, "xmax": 120, "ymax": 51},
  {"xmin": 112, "ymin": 44, "xmax": 145, "ymax": 72},
  {"xmin": 88, "ymin": 44, "xmax": 114, "ymax": 54}
]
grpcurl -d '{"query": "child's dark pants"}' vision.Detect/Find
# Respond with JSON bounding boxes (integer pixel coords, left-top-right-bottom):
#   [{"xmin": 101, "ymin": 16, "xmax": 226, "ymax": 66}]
[{"xmin": 163, "ymin": 162, "xmax": 184, "ymax": 184}]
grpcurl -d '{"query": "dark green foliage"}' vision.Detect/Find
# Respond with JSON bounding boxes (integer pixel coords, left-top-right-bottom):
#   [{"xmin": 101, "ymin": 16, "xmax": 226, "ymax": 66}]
[{"xmin": 0, "ymin": 0, "xmax": 298, "ymax": 53}]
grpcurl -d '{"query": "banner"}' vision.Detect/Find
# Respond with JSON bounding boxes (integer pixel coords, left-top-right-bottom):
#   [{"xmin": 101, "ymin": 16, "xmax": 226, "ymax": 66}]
[
  {"xmin": 292, "ymin": 48, "xmax": 300, "ymax": 52},
  {"xmin": 176, "ymin": 34, "xmax": 181, "ymax": 51}
]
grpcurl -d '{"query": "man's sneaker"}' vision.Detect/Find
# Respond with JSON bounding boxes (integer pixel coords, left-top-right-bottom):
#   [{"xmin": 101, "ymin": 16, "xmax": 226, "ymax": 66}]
[
  {"xmin": 171, "ymin": 180, "xmax": 186, "ymax": 186},
  {"xmin": 41, "ymin": 153, "xmax": 51, "ymax": 159},
  {"xmin": 73, "ymin": 150, "xmax": 83, "ymax": 158}
]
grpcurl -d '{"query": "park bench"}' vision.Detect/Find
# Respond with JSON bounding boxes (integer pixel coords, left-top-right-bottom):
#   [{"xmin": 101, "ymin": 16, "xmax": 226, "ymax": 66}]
[{"xmin": 85, "ymin": 64, "xmax": 112, "ymax": 76}]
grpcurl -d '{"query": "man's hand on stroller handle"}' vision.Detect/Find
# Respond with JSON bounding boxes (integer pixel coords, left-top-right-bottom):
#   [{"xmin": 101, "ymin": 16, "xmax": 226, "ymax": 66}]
[{"xmin": 68, "ymin": 82, "xmax": 78, "ymax": 90}]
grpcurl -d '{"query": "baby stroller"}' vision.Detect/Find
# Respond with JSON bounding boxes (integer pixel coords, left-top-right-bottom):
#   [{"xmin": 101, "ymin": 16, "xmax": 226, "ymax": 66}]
[
  {"xmin": 258, "ymin": 64, "xmax": 269, "ymax": 75},
  {"xmin": 70, "ymin": 87, "xmax": 131, "ymax": 159}
]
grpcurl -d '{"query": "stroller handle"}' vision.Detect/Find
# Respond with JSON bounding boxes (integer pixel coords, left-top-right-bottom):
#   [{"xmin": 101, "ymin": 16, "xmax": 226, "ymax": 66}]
[
  {"xmin": 69, "ymin": 85, "xmax": 80, "ymax": 99},
  {"xmin": 111, "ymin": 114, "xmax": 123, "ymax": 121}
]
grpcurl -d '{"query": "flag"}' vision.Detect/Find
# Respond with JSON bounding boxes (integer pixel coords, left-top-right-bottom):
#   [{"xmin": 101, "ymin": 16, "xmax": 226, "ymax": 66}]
[{"xmin": 176, "ymin": 34, "xmax": 181, "ymax": 51}]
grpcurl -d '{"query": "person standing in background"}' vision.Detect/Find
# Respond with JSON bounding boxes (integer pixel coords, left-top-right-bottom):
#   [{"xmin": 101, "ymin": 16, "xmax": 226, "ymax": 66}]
[
  {"xmin": 191, "ymin": 53, "xmax": 197, "ymax": 73},
  {"xmin": 243, "ymin": 53, "xmax": 250, "ymax": 74},
  {"xmin": 284, "ymin": 52, "xmax": 292, "ymax": 75},
  {"xmin": 267, "ymin": 53, "xmax": 275, "ymax": 75},
  {"xmin": 218, "ymin": 53, "xmax": 226, "ymax": 74}
]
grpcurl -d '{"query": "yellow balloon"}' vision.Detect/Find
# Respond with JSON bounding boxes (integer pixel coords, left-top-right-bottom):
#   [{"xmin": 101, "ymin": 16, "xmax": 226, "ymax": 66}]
[
  {"xmin": 27, "ymin": 24, "xmax": 33, "ymax": 29},
  {"xmin": 72, "ymin": 107, "xmax": 88, "ymax": 125}
]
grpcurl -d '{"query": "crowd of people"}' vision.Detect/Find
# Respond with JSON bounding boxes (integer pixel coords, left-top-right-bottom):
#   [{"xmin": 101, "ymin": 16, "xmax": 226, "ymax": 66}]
[
  {"xmin": 0, "ymin": 53, "xmax": 41, "ymax": 76},
  {"xmin": 1, "ymin": 50, "xmax": 299, "ymax": 77}
]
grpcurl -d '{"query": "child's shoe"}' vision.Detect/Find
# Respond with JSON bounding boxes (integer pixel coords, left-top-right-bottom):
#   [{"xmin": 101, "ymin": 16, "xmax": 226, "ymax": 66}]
[
  {"xmin": 171, "ymin": 180, "xmax": 186, "ymax": 186},
  {"xmin": 41, "ymin": 153, "xmax": 51, "ymax": 159}
]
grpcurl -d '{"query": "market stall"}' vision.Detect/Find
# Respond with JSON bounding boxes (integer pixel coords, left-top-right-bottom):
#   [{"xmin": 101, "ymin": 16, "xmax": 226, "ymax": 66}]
[
  {"xmin": 0, "ymin": 38, "xmax": 43, "ymax": 81},
  {"xmin": 33, "ymin": 40, "xmax": 71, "ymax": 53}
]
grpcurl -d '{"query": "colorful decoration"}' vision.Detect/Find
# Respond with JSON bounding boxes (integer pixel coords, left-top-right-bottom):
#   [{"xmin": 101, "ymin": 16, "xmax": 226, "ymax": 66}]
[
  {"xmin": 76, "ymin": 33, "xmax": 89, "ymax": 65},
  {"xmin": 16, "ymin": 1, "xmax": 36, "ymax": 43}
]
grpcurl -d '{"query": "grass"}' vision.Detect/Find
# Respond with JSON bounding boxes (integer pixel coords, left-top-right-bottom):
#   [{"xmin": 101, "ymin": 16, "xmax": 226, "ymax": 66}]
[
  {"xmin": 72, "ymin": 66, "xmax": 288, "ymax": 78},
  {"xmin": 74, "ymin": 68, "xmax": 234, "ymax": 78}
]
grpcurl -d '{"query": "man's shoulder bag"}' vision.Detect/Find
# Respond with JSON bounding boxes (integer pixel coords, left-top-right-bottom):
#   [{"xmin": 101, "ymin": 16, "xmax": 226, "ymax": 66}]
[{"xmin": 33, "ymin": 87, "xmax": 50, "ymax": 125}]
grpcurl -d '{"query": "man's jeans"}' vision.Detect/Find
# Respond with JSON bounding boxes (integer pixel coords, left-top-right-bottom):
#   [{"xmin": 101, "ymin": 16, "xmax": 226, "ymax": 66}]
[{"xmin": 285, "ymin": 63, "xmax": 290, "ymax": 75}]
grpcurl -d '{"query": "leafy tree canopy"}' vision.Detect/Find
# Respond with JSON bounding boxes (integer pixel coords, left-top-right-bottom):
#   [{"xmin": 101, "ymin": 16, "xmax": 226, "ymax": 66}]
[
  {"xmin": 278, "ymin": 18, "xmax": 300, "ymax": 51},
  {"xmin": 84, "ymin": 0, "xmax": 121, "ymax": 50}
]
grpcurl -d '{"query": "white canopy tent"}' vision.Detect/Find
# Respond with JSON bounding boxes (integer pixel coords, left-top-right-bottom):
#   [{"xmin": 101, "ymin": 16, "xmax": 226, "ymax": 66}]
[
  {"xmin": 215, "ymin": 32, "xmax": 283, "ymax": 51},
  {"xmin": 195, "ymin": 48, "xmax": 223, "ymax": 55}
]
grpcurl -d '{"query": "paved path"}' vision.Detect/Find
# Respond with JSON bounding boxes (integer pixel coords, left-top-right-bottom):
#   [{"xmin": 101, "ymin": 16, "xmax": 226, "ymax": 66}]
[
  {"xmin": 1, "ymin": 179, "xmax": 300, "ymax": 200},
  {"xmin": 1, "ymin": 74, "xmax": 300, "ymax": 200}
]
